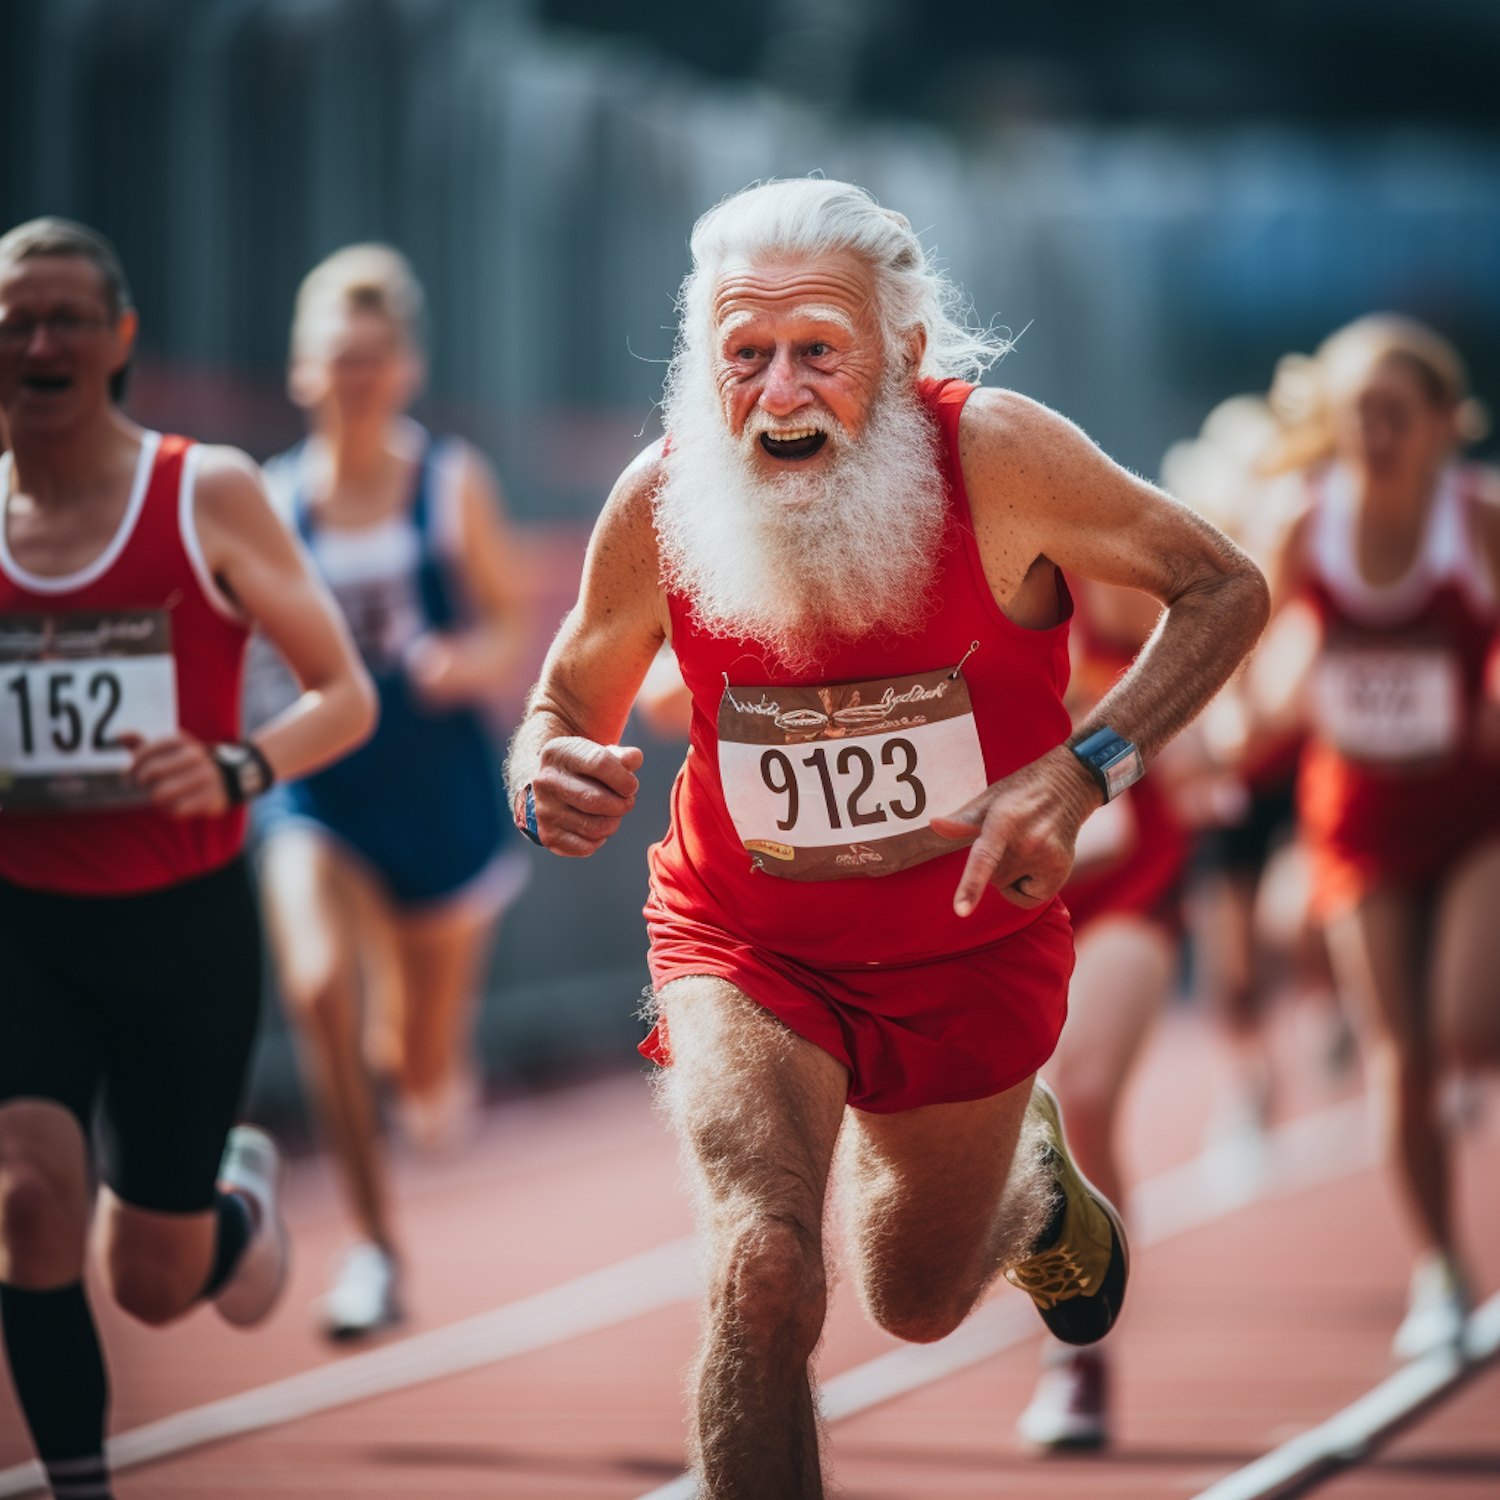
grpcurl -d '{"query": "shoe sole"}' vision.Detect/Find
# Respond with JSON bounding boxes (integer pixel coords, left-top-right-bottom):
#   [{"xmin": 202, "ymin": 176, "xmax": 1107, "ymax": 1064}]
[{"xmin": 1031, "ymin": 1079, "xmax": 1130, "ymax": 1344}]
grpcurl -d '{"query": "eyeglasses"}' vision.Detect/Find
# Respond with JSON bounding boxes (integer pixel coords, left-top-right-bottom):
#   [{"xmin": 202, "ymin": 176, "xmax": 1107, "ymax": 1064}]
[{"xmin": 0, "ymin": 311, "xmax": 113, "ymax": 346}]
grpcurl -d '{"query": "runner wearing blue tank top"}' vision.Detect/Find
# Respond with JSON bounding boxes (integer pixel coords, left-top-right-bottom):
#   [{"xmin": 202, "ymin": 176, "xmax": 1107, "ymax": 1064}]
[{"xmin": 250, "ymin": 245, "xmax": 531, "ymax": 1338}]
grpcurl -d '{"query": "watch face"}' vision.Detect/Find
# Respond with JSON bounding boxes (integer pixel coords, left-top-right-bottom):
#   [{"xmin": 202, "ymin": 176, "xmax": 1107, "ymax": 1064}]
[{"xmin": 1102, "ymin": 747, "xmax": 1144, "ymax": 801}]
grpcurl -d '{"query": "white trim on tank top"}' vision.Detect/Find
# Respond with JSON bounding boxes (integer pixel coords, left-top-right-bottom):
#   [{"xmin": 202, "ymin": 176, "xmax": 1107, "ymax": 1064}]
[
  {"xmin": 309, "ymin": 512, "xmax": 422, "ymax": 585},
  {"xmin": 1311, "ymin": 462, "xmax": 1494, "ymax": 626},
  {"xmin": 0, "ymin": 430, "xmax": 161, "ymax": 594},
  {"xmin": 176, "ymin": 441, "xmax": 249, "ymax": 623}
]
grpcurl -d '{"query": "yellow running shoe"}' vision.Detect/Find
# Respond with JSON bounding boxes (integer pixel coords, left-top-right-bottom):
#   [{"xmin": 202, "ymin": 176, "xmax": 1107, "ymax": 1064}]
[{"xmin": 1005, "ymin": 1079, "xmax": 1129, "ymax": 1345}]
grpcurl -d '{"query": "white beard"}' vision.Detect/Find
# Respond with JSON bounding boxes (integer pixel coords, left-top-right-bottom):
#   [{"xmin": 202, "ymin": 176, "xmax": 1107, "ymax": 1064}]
[{"xmin": 653, "ymin": 355, "xmax": 948, "ymax": 673}]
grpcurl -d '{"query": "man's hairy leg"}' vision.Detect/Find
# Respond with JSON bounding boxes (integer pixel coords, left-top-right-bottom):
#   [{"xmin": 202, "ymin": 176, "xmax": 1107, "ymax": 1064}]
[
  {"xmin": 837, "ymin": 1076, "xmax": 1052, "ymax": 1343},
  {"xmin": 655, "ymin": 977, "xmax": 848, "ymax": 1500}
]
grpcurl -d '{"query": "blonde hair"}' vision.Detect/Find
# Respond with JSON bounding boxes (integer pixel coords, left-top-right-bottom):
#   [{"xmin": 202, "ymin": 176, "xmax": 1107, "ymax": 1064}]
[
  {"xmin": 290, "ymin": 243, "xmax": 427, "ymax": 359},
  {"xmin": 1266, "ymin": 313, "xmax": 1488, "ymax": 473}
]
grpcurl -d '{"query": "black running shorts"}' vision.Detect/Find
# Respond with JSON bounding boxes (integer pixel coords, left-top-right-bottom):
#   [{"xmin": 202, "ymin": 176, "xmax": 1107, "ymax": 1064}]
[{"xmin": 0, "ymin": 857, "xmax": 261, "ymax": 1214}]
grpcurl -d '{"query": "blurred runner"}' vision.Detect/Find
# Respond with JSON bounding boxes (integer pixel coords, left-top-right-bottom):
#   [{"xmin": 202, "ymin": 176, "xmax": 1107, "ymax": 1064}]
[
  {"xmin": 252, "ymin": 246, "xmax": 529, "ymax": 1340},
  {"xmin": 1265, "ymin": 315, "xmax": 1500, "ymax": 1359},
  {"xmin": 506, "ymin": 178, "xmax": 1267, "ymax": 1498},
  {"xmin": 1016, "ymin": 577, "xmax": 1190, "ymax": 1450},
  {"xmin": 0, "ymin": 218, "xmax": 374, "ymax": 1500},
  {"xmin": 1163, "ymin": 398, "xmax": 1330, "ymax": 1141}
]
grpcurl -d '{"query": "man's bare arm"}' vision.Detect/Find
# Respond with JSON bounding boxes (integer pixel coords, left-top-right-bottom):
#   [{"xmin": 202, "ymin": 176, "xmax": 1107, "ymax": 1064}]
[
  {"xmin": 934, "ymin": 391, "xmax": 1269, "ymax": 915},
  {"xmin": 504, "ymin": 448, "xmax": 670, "ymax": 856},
  {"xmin": 129, "ymin": 447, "xmax": 378, "ymax": 818},
  {"xmin": 972, "ymin": 390, "xmax": 1268, "ymax": 759}
]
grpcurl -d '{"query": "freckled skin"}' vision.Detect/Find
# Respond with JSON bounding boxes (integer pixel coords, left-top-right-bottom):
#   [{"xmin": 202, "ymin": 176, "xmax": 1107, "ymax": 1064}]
[{"xmin": 509, "ymin": 250, "xmax": 1269, "ymax": 918}]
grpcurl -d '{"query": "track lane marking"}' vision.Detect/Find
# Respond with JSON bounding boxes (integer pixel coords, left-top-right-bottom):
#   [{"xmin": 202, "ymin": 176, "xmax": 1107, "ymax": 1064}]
[
  {"xmin": 0, "ymin": 1238, "xmax": 699, "ymax": 1499},
  {"xmin": 1190, "ymin": 1288, "xmax": 1500, "ymax": 1500},
  {"xmin": 0, "ymin": 1093, "xmax": 1377, "ymax": 1499}
]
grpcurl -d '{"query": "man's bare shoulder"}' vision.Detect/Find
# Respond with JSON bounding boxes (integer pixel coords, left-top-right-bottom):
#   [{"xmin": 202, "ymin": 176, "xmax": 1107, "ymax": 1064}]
[
  {"xmin": 580, "ymin": 440, "xmax": 669, "ymax": 635},
  {"xmin": 190, "ymin": 445, "xmax": 281, "ymax": 542},
  {"xmin": 959, "ymin": 387, "xmax": 1089, "ymax": 456},
  {"xmin": 956, "ymin": 387, "xmax": 1099, "ymax": 508},
  {"xmin": 192, "ymin": 444, "xmax": 266, "ymax": 504},
  {"xmin": 594, "ymin": 439, "xmax": 665, "ymax": 554}
]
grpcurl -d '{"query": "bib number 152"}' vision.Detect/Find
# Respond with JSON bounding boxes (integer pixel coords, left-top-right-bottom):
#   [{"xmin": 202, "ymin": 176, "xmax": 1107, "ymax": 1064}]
[{"xmin": 5, "ymin": 667, "xmax": 127, "ymax": 757}]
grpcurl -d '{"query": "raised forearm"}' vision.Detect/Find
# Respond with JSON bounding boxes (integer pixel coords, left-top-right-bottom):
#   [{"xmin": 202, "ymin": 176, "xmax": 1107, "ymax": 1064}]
[
  {"xmin": 253, "ymin": 670, "xmax": 377, "ymax": 783},
  {"xmin": 1073, "ymin": 562, "xmax": 1270, "ymax": 762}
]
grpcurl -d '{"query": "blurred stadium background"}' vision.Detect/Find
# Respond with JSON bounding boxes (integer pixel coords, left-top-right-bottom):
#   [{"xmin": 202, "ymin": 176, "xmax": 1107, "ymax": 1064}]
[{"xmin": 5, "ymin": 0, "xmax": 1499, "ymax": 1124}]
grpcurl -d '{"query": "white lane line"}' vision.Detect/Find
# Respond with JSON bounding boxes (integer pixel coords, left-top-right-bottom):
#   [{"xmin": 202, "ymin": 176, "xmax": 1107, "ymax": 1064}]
[
  {"xmin": 0, "ymin": 1237, "xmax": 699, "ymax": 1500},
  {"xmin": 1191, "ymin": 1288, "xmax": 1500, "ymax": 1500},
  {"xmin": 632, "ymin": 1095, "xmax": 1376, "ymax": 1500}
]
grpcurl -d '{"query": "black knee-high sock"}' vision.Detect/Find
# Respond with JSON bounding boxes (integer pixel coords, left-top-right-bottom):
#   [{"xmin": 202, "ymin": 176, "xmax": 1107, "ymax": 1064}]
[
  {"xmin": 0, "ymin": 1281, "xmax": 112, "ymax": 1499},
  {"xmin": 200, "ymin": 1189, "xmax": 252, "ymax": 1300}
]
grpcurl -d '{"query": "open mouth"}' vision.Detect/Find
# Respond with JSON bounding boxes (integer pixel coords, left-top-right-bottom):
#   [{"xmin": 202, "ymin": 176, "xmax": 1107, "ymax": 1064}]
[
  {"xmin": 759, "ymin": 428, "xmax": 828, "ymax": 461},
  {"xmin": 21, "ymin": 374, "xmax": 73, "ymax": 394}
]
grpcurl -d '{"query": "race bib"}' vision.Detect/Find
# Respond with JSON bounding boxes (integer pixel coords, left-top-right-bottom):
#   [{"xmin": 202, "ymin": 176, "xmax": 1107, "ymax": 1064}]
[
  {"xmin": 0, "ymin": 610, "xmax": 177, "ymax": 812},
  {"xmin": 717, "ymin": 663, "xmax": 988, "ymax": 880},
  {"xmin": 1312, "ymin": 645, "xmax": 1461, "ymax": 763}
]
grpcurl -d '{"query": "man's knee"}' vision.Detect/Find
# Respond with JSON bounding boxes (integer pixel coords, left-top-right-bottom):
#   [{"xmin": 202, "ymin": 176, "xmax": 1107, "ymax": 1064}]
[
  {"xmin": 0, "ymin": 1106, "xmax": 91, "ymax": 1285},
  {"xmin": 862, "ymin": 1266, "xmax": 976, "ymax": 1345},
  {"xmin": 0, "ymin": 1167, "xmax": 86, "ymax": 1284},
  {"xmin": 713, "ymin": 1211, "xmax": 827, "ymax": 1357},
  {"xmin": 108, "ymin": 1259, "xmax": 195, "ymax": 1327},
  {"xmin": 104, "ymin": 1236, "xmax": 203, "ymax": 1327}
]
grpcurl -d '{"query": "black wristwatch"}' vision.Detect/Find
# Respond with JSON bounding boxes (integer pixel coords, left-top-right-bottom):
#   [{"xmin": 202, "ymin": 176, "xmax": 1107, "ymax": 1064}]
[
  {"xmin": 212, "ymin": 741, "xmax": 276, "ymax": 806},
  {"xmin": 1070, "ymin": 727, "xmax": 1144, "ymax": 803}
]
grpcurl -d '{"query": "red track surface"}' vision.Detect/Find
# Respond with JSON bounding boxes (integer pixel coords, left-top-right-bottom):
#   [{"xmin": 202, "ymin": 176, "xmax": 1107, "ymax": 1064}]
[{"xmin": 1, "ymin": 1006, "xmax": 1495, "ymax": 1499}]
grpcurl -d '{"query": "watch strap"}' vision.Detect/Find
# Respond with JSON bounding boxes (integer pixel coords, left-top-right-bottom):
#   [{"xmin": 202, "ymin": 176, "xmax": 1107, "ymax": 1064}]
[
  {"xmin": 516, "ymin": 783, "xmax": 543, "ymax": 846},
  {"xmin": 212, "ymin": 741, "xmax": 276, "ymax": 806}
]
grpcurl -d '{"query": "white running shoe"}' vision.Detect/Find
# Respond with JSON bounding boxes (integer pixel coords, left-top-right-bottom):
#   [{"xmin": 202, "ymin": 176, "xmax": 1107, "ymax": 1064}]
[
  {"xmin": 318, "ymin": 1242, "xmax": 403, "ymax": 1341},
  {"xmin": 1391, "ymin": 1252, "xmax": 1469, "ymax": 1362},
  {"xmin": 213, "ymin": 1126, "xmax": 291, "ymax": 1328},
  {"xmin": 1017, "ymin": 1344, "xmax": 1109, "ymax": 1450}
]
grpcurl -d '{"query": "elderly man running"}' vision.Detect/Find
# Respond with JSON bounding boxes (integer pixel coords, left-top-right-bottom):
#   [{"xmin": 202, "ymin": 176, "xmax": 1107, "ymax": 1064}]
[{"xmin": 507, "ymin": 179, "xmax": 1268, "ymax": 1498}]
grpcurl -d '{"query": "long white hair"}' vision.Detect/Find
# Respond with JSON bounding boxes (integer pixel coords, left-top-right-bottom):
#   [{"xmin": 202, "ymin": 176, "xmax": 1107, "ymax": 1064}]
[{"xmin": 675, "ymin": 177, "xmax": 1008, "ymax": 385}]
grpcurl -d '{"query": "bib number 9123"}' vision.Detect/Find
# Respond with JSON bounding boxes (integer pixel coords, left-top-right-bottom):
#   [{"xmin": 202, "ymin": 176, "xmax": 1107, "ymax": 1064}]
[
  {"xmin": 717, "ymin": 662, "xmax": 988, "ymax": 881},
  {"xmin": 758, "ymin": 740, "xmax": 926, "ymax": 832}
]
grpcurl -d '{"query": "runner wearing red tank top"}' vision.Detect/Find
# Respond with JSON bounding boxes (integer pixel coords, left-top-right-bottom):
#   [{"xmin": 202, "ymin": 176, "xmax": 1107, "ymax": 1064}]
[
  {"xmin": 505, "ymin": 179, "xmax": 1268, "ymax": 1499},
  {"xmin": 1264, "ymin": 315, "xmax": 1500, "ymax": 1364},
  {"xmin": 0, "ymin": 219, "xmax": 375, "ymax": 1500}
]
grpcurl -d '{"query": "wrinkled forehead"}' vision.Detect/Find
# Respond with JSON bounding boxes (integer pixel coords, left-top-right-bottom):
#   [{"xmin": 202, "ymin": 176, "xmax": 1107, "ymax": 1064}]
[
  {"xmin": 709, "ymin": 251, "xmax": 880, "ymax": 341},
  {"xmin": 0, "ymin": 253, "xmax": 112, "ymax": 311}
]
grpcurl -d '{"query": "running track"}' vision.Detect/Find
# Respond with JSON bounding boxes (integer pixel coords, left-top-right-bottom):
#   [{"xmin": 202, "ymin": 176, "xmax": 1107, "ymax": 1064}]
[{"xmin": 0, "ymin": 1005, "xmax": 1495, "ymax": 1499}]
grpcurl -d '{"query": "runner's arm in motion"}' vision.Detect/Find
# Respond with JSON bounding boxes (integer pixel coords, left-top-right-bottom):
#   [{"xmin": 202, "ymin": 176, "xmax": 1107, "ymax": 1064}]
[
  {"xmin": 129, "ymin": 447, "xmax": 378, "ymax": 817},
  {"xmin": 935, "ymin": 391, "xmax": 1270, "ymax": 914},
  {"xmin": 406, "ymin": 443, "xmax": 531, "ymax": 706},
  {"xmin": 504, "ymin": 449, "xmax": 671, "ymax": 856}
]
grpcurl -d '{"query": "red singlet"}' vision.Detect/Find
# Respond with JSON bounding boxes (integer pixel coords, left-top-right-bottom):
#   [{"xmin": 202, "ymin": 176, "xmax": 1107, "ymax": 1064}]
[
  {"xmin": 644, "ymin": 379, "xmax": 1077, "ymax": 1110},
  {"xmin": 0, "ymin": 433, "xmax": 251, "ymax": 894},
  {"xmin": 1296, "ymin": 462, "xmax": 1500, "ymax": 918}
]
